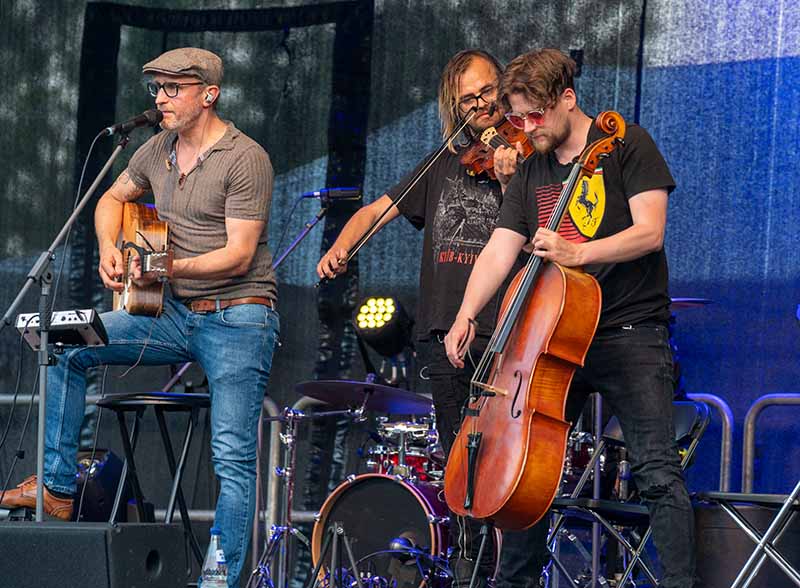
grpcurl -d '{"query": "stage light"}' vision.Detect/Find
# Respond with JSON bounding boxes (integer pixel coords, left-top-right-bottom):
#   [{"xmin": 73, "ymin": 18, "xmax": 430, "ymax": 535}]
[{"xmin": 353, "ymin": 295, "xmax": 413, "ymax": 361}]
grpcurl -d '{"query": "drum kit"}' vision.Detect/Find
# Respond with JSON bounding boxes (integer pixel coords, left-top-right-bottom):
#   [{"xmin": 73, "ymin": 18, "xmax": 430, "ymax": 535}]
[
  {"xmin": 248, "ymin": 376, "xmax": 456, "ymax": 588},
  {"xmin": 248, "ymin": 298, "xmax": 713, "ymax": 588}
]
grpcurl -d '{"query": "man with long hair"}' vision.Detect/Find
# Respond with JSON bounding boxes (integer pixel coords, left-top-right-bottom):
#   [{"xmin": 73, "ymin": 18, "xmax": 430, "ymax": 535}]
[{"xmin": 318, "ymin": 49, "xmax": 544, "ymax": 587}]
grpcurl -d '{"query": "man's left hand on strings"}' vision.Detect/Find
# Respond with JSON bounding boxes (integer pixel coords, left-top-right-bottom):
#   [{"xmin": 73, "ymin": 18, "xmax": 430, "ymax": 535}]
[{"xmin": 531, "ymin": 227, "xmax": 584, "ymax": 267}]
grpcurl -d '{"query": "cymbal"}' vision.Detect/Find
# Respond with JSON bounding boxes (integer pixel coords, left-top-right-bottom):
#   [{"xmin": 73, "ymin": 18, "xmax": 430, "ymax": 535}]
[
  {"xmin": 670, "ymin": 297, "xmax": 713, "ymax": 310},
  {"xmin": 295, "ymin": 379, "xmax": 433, "ymax": 415}
]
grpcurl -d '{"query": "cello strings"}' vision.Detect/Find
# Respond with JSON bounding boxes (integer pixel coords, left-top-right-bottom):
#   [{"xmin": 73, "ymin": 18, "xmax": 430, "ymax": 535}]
[{"xmin": 470, "ymin": 161, "xmax": 583, "ymax": 394}]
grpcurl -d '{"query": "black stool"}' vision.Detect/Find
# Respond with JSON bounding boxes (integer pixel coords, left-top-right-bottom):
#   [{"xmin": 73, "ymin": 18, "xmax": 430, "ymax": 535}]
[{"xmin": 97, "ymin": 391, "xmax": 210, "ymax": 565}]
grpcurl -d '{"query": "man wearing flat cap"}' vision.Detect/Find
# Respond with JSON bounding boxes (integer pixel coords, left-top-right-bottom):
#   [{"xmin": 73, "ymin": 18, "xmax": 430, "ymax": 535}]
[{"xmin": 2, "ymin": 47, "xmax": 279, "ymax": 587}]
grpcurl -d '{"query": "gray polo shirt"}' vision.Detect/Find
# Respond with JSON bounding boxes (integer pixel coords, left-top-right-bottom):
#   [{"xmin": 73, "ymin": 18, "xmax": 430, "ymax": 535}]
[{"xmin": 126, "ymin": 122, "xmax": 277, "ymax": 302}]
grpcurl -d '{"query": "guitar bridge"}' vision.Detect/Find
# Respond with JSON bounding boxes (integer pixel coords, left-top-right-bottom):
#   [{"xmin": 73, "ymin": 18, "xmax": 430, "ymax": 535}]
[{"xmin": 143, "ymin": 251, "xmax": 173, "ymax": 274}]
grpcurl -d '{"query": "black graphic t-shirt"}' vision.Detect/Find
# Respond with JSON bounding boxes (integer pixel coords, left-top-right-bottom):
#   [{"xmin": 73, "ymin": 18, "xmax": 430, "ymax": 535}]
[
  {"xmin": 389, "ymin": 150, "xmax": 507, "ymax": 339},
  {"xmin": 498, "ymin": 121, "xmax": 676, "ymax": 329}
]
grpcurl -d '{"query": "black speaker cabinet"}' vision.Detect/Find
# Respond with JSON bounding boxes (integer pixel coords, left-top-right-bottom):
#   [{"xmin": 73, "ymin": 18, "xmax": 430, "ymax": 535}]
[
  {"xmin": 0, "ymin": 522, "xmax": 189, "ymax": 588},
  {"xmin": 695, "ymin": 502, "xmax": 800, "ymax": 588}
]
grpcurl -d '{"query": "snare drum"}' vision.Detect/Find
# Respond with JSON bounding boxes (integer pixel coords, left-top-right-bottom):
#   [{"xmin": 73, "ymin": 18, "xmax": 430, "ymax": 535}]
[
  {"xmin": 366, "ymin": 447, "xmax": 434, "ymax": 480},
  {"xmin": 378, "ymin": 420, "xmax": 437, "ymax": 448},
  {"xmin": 365, "ymin": 419, "xmax": 443, "ymax": 481}
]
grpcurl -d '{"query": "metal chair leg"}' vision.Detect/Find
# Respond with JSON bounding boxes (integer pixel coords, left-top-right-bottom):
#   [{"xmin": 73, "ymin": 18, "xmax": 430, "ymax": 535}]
[
  {"xmin": 154, "ymin": 406, "xmax": 204, "ymax": 566},
  {"xmin": 111, "ymin": 408, "xmax": 148, "ymax": 522}
]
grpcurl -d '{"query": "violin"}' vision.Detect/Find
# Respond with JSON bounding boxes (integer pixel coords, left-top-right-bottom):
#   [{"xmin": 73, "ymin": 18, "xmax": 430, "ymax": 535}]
[{"xmin": 459, "ymin": 119, "xmax": 535, "ymax": 180}]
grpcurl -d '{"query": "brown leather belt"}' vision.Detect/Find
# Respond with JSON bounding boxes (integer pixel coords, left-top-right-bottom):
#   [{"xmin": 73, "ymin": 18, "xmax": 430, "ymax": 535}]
[{"xmin": 186, "ymin": 296, "xmax": 275, "ymax": 314}]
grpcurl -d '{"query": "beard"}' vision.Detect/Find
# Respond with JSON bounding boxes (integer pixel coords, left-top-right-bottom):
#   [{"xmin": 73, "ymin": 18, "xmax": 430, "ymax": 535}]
[
  {"xmin": 159, "ymin": 100, "xmax": 204, "ymax": 132},
  {"xmin": 526, "ymin": 121, "xmax": 570, "ymax": 154}
]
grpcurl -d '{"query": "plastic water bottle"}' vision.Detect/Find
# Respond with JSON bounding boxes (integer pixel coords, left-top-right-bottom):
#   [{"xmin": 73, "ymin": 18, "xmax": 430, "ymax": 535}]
[{"xmin": 199, "ymin": 527, "xmax": 228, "ymax": 587}]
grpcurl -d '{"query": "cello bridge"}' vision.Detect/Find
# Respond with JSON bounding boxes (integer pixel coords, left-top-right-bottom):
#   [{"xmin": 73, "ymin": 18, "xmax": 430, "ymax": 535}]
[{"xmin": 472, "ymin": 381, "xmax": 507, "ymax": 397}]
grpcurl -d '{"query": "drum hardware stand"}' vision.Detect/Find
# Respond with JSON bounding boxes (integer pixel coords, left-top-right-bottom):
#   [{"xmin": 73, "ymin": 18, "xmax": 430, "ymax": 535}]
[
  {"xmin": 249, "ymin": 405, "xmax": 367, "ymax": 588},
  {"xmin": 548, "ymin": 393, "xmax": 607, "ymax": 588},
  {"xmin": 304, "ymin": 521, "xmax": 364, "ymax": 588}
]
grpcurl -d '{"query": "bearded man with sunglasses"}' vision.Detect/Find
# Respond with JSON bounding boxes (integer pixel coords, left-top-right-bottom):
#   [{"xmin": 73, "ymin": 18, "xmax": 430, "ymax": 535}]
[
  {"xmin": 317, "ymin": 49, "xmax": 548, "ymax": 587},
  {"xmin": 445, "ymin": 48, "xmax": 695, "ymax": 588},
  {"xmin": 1, "ymin": 47, "xmax": 279, "ymax": 587}
]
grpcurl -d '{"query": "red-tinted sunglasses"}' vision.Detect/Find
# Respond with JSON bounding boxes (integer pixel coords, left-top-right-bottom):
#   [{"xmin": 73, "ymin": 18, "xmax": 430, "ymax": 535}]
[{"xmin": 504, "ymin": 107, "xmax": 546, "ymax": 129}]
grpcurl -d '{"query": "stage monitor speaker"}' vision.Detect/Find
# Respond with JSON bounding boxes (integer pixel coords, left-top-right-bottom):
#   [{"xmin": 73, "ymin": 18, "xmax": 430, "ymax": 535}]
[
  {"xmin": 0, "ymin": 522, "xmax": 188, "ymax": 588},
  {"xmin": 695, "ymin": 503, "xmax": 800, "ymax": 588}
]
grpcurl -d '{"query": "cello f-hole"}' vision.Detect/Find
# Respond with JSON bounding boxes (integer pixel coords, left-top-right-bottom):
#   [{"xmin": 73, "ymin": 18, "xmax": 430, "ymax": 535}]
[{"xmin": 510, "ymin": 370, "xmax": 523, "ymax": 419}]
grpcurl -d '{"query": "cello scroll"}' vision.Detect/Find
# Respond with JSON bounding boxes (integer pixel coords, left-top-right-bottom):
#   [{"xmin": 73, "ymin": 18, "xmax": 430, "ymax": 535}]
[{"xmin": 576, "ymin": 111, "xmax": 626, "ymax": 178}]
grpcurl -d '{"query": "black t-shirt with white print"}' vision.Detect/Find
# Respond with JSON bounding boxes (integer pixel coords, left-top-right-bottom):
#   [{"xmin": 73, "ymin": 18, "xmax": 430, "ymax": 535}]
[
  {"xmin": 497, "ymin": 120, "xmax": 676, "ymax": 329},
  {"xmin": 389, "ymin": 149, "xmax": 509, "ymax": 340}
]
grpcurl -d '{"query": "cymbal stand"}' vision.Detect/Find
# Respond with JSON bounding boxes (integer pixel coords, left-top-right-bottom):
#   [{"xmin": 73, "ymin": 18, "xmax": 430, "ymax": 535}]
[{"xmin": 249, "ymin": 405, "xmax": 366, "ymax": 588}]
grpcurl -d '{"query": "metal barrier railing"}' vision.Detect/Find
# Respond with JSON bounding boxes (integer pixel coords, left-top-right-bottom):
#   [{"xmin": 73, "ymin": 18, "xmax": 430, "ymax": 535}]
[
  {"xmin": 249, "ymin": 394, "xmax": 333, "ymax": 565},
  {"xmin": 0, "ymin": 394, "xmax": 103, "ymax": 406},
  {"xmin": 252, "ymin": 396, "xmax": 281, "ymax": 565},
  {"xmin": 742, "ymin": 393, "xmax": 800, "ymax": 493},
  {"xmin": 687, "ymin": 393, "xmax": 734, "ymax": 491}
]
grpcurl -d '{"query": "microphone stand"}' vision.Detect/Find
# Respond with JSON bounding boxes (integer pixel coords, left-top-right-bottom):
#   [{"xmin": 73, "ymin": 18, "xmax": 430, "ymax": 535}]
[
  {"xmin": 0, "ymin": 132, "xmax": 131, "ymax": 522},
  {"xmin": 271, "ymin": 196, "xmax": 333, "ymax": 271}
]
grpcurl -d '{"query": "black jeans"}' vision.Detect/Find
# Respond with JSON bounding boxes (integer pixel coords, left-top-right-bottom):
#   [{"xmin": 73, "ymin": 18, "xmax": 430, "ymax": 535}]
[
  {"xmin": 421, "ymin": 334, "xmax": 550, "ymax": 588},
  {"xmin": 425, "ymin": 323, "xmax": 696, "ymax": 588},
  {"xmin": 499, "ymin": 323, "xmax": 696, "ymax": 588}
]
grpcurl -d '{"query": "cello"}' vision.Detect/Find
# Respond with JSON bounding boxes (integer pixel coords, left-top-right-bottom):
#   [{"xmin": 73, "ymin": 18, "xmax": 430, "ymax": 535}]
[{"xmin": 444, "ymin": 111, "xmax": 626, "ymax": 530}]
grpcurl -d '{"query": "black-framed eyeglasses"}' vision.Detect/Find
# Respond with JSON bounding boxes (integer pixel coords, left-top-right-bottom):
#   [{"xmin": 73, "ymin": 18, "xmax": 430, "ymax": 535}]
[
  {"xmin": 147, "ymin": 81, "xmax": 204, "ymax": 98},
  {"xmin": 458, "ymin": 84, "xmax": 498, "ymax": 111}
]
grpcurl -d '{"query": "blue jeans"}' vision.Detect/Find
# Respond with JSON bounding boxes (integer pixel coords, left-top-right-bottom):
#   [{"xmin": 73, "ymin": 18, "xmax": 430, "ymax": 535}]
[{"xmin": 44, "ymin": 296, "xmax": 280, "ymax": 588}]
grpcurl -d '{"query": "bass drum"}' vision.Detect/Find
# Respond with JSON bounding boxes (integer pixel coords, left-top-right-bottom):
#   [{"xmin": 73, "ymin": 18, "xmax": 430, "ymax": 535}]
[
  {"xmin": 311, "ymin": 474, "xmax": 502, "ymax": 588},
  {"xmin": 312, "ymin": 474, "xmax": 448, "ymax": 588}
]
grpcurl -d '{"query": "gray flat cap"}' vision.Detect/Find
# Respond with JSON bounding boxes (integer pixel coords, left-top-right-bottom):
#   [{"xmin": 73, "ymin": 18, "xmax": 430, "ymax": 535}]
[{"xmin": 142, "ymin": 47, "xmax": 223, "ymax": 86}]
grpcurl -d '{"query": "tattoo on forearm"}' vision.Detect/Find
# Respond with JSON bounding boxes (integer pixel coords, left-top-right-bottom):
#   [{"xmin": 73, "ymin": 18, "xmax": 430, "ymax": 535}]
[{"xmin": 111, "ymin": 171, "xmax": 145, "ymax": 201}]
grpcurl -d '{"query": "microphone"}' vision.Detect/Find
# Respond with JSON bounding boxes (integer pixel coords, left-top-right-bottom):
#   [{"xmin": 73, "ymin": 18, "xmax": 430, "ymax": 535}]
[
  {"xmin": 487, "ymin": 101, "xmax": 498, "ymax": 116},
  {"xmin": 103, "ymin": 109, "xmax": 164, "ymax": 136},
  {"xmin": 302, "ymin": 187, "xmax": 361, "ymax": 201},
  {"xmin": 389, "ymin": 536, "xmax": 417, "ymax": 563}
]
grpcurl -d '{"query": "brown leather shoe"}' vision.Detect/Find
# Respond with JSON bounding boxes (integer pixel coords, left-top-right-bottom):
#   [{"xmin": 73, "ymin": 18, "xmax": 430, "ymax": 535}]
[{"xmin": 0, "ymin": 475, "xmax": 73, "ymax": 521}]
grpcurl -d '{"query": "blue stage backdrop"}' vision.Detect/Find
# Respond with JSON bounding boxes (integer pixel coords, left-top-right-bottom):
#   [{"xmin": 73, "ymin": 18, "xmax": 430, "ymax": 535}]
[{"xmin": 0, "ymin": 0, "xmax": 797, "ymax": 511}]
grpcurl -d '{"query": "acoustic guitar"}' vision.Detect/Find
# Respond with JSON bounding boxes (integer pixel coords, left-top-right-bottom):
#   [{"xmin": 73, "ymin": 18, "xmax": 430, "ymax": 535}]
[{"xmin": 112, "ymin": 202, "xmax": 173, "ymax": 316}]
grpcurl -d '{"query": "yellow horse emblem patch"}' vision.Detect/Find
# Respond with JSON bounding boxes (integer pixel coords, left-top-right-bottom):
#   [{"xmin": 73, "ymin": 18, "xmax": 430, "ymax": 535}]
[{"xmin": 568, "ymin": 170, "xmax": 606, "ymax": 239}]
